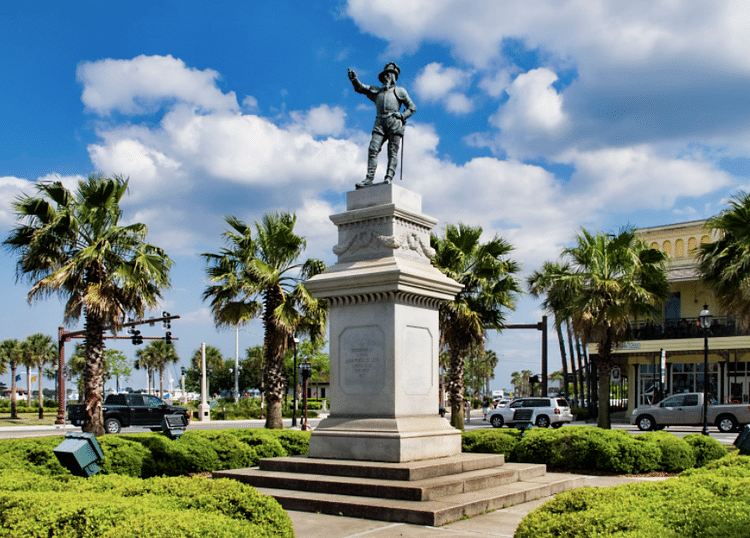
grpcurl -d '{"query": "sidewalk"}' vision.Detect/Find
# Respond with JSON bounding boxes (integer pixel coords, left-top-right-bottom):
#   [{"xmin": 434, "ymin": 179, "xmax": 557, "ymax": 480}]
[{"xmin": 284, "ymin": 474, "xmax": 669, "ymax": 538}]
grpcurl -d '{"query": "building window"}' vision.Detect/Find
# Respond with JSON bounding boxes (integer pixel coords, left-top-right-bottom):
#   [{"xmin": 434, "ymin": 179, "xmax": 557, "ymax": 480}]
[{"xmin": 675, "ymin": 239, "xmax": 684, "ymax": 258}]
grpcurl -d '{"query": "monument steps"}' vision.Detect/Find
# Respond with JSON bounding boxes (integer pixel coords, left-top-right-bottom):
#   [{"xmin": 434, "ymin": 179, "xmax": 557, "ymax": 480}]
[{"xmin": 212, "ymin": 454, "xmax": 587, "ymax": 526}]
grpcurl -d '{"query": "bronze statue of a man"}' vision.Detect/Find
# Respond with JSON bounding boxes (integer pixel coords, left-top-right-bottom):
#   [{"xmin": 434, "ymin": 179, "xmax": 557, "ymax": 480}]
[{"xmin": 348, "ymin": 62, "xmax": 416, "ymax": 188}]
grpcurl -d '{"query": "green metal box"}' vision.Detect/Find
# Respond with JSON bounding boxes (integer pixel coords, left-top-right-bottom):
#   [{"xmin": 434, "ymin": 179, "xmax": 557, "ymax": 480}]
[
  {"xmin": 53, "ymin": 432, "xmax": 104, "ymax": 477},
  {"xmin": 735, "ymin": 425, "xmax": 750, "ymax": 455}
]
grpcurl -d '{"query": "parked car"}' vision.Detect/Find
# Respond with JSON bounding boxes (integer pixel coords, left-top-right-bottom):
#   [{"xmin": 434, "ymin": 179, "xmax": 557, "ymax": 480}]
[
  {"xmin": 630, "ymin": 392, "xmax": 750, "ymax": 432},
  {"xmin": 493, "ymin": 398, "xmax": 511, "ymax": 408},
  {"xmin": 487, "ymin": 397, "xmax": 573, "ymax": 429},
  {"xmin": 68, "ymin": 393, "xmax": 190, "ymax": 434}
]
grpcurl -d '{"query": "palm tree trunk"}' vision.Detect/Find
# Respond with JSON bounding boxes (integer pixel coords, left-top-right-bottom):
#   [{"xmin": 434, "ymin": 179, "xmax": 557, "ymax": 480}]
[
  {"xmin": 555, "ymin": 316, "xmax": 569, "ymax": 399},
  {"xmin": 264, "ymin": 285, "xmax": 287, "ymax": 429},
  {"xmin": 10, "ymin": 364, "xmax": 18, "ymax": 419},
  {"xmin": 82, "ymin": 313, "xmax": 106, "ymax": 436},
  {"xmin": 565, "ymin": 321, "xmax": 580, "ymax": 406},
  {"xmin": 38, "ymin": 360, "xmax": 44, "ymax": 419},
  {"xmin": 159, "ymin": 366, "xmax": 164, "ymax": 398},
  {"xmin": 596, "ymin": 327, "xmax": 614, "ymax": 429},
  {"xmin": 449, "ymin": 347, "xmax": 465, "ymax": 430},
  {"xmin": 574, "ymin": 334, "xmax": 587, "ymax": 409},
  {"xmin": 26, "ymin": 366, "xmax": 31, "ymax": 407}
]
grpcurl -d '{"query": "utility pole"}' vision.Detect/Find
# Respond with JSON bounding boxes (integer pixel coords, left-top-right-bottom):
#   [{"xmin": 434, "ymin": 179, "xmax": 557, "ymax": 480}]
[
  {"xmin": 55, "ymin": 314, "xmax": 180, "ymax": 425},
  {"xmin": 504, "ymin": 316, "xmax": 548, "ymax": 396}
]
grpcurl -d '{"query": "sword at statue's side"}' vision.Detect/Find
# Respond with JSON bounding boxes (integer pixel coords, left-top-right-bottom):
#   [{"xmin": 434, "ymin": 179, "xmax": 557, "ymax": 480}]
[{"xmin": 400, "ymin": 130, "xmax": 404, "ymax": 181}]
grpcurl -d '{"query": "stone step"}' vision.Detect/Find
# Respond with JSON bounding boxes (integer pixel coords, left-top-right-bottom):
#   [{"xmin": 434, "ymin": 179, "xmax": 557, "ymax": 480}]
[
  {"xmin": 215, "ymin": 461, "xmax": 543, "ymax": 501},
  {"xmin": 257, "ymin": 453, "xmax": 506, "ymax": 481},
  {"xmin": 249, "ymin": 472, "xmax": 587, "ymax": 527}
]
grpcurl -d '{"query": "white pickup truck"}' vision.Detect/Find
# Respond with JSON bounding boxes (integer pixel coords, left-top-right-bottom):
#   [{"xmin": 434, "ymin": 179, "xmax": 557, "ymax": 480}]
[{"xmin": 630, "ymin": 392, "xmax": 750, "ymax": 433}]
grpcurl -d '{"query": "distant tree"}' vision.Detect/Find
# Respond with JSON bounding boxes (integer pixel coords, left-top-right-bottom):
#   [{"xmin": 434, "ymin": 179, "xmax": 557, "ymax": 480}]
[
  {"xmin": 511, "ymin": 369, "xmax": 534, "ymax": 397},
  {"xmin": 0, "ymin": 340, "xmax": 18, "ymax": 418},
  {"xmin": 136, "ymin": 341, "xmax": 178, "ymax": 398},
  {"xmin": 186, "ymin": 345, "xmax": 225, "ymax": 395},
  {"xmin": 22, "ymin": 333, "xmax": 56, "ymax": 418},
  {"xmin": 4, "ymin": 174, "xmax": 173, "ymax": 435}
]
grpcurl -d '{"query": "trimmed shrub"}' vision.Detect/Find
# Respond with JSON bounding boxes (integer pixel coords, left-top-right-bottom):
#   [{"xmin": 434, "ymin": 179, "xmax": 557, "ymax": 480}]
[
  {"xmin": 98, "ymin": 435, "xmax": 152, "ymax": 477},
  {"xmin": 461, "ymin": 426, "xmax": 723, "ymax": 474},
  {"xmin": 517, "ymin": 454, "xmax": 750, "ymax": 538},
  {"xmin": 0, "ymin": 437, "xmax": 68, "ymax": 475},
  {"xmin": 0, "ymin": 470, "xmax": 294, "ymax": 538},
  {"xmin": 184, "ymin": 430, "xmax": 257, "ymax": 470},
  {"xmin": 635, "ymin": 431, "xmax": 696, "ymax": 472},
  {"xmin": 462, "ymin": 429, "xmax": 519, "ymax": 456},
  {"xmin": 683, "ymin": 433, "xmax": 728, "ymax": 467},
  {"xmin": 514, "ymin": 428, "xmax": 558, "ymax": 464}
]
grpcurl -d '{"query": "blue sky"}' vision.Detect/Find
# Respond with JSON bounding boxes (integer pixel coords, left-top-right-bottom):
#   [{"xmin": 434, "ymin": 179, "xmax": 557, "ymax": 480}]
[{"xmin": 2, "ymin": 1, "xmax": 749, "ymax": 395}]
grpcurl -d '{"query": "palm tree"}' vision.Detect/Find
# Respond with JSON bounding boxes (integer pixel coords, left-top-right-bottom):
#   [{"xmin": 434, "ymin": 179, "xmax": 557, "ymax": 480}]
[
  {"xmin": 19, "ymin": 344, "xmax": 36, "ymax": 408},
  {"xmin": 22, "ymin": 333, "xmax": 57, "ymax": 418},
  {"xmin": 431, "ymin": 223, "xmax": 521, "ymax": 430},
  {"xmin": 560, "ymin": 227, "xmax": 670, "ymax": 428},
  {"xmin": 4, "ymin": 174, "xmax": 173, "ymax": 435},
  {"xmin": 203, "ymin": 212, "xmax": 326, "ymax": 429},
  {"xmin": 136, "ymin": 341, "xmax": 179, "ymax": 398},
  {"xmin": 528, "ymin": 262, "xmax": 577, "ymax": 403},
  {"xmin": 188, "ymin": 345, "xmax": 225, "ymax": 396},
  {"xmin": 0, "ymin": 340, "xmax": 20, "ymax": 418},
  {"xmin": 697, "ymin": 191, "xmax": 750, "ymax": 325}
]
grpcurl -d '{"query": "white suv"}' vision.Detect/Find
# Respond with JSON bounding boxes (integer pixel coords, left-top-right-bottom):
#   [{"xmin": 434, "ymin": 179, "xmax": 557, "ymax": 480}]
[{"xmin": 487, "ymin": 397, "xmax": 573, "ymax": 429}]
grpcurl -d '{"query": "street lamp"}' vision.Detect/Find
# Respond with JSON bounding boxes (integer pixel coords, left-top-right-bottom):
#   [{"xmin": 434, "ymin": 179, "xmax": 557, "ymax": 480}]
[
  {"xmin": 699, "ymin": 304, "xmax": 712, "ymax": 436},
  {"xmin": 291, "ymin": 337, "xmax": 299, "ymax": 427}
]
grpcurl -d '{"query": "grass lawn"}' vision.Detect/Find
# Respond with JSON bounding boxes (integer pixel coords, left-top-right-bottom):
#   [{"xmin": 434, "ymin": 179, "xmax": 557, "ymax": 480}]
[{"xmin": 0, "ymin": 413, "xmax": 66, "ymax": 427}]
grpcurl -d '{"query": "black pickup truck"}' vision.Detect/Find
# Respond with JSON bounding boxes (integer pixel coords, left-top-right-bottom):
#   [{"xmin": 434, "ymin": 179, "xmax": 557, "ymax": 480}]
[{"xmin": 67, "ymin": 393, "xmax": 190, "ymax": 434}]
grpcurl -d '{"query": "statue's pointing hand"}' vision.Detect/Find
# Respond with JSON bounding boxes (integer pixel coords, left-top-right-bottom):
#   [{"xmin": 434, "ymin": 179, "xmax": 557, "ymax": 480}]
[{"xmin": 347, "ymin": 69, "xmax": 357, "ymax": 81}]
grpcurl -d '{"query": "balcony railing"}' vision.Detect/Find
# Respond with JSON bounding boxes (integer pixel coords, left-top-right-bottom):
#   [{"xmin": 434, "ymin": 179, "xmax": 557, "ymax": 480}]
[{"xmin": 629, "ymin": 316, "xmax": 749, "ymax": 341}]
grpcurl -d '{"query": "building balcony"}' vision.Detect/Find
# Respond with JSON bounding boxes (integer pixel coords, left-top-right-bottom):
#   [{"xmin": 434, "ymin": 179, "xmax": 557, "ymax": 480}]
[{"xmin": 629, "ymin": 316, "xmax": 748, "ymax": 341}]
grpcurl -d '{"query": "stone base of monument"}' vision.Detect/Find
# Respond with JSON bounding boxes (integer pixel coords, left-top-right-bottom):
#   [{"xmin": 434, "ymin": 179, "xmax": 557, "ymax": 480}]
[
  {"xmin": 307, "ymin": 416, "xmax": 461, "ymax": 463},
  {"xmin": 213, "ymin": 453, "xmax": 587, "ymax": 526}
]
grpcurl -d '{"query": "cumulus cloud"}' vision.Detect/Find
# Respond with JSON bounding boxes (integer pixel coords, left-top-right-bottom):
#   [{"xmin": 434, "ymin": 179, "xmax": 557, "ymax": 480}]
[
  {"xmin": 289, "ymin": 104, "xmax": 347, "ymax": 137},
  {"xmin": 77, "ymin": 54, "xmax": 240, "ymax": 115},
  {"xmin": 563, "ymin": 146, "xmax": 733, "ymax": 211},
  {"xmin": 491, "ymin": 68, "xmax": 567, "ymax": 157},
  {"xmin": 414, "ymin": 62, "xmax": 474, "ymax": 114}
]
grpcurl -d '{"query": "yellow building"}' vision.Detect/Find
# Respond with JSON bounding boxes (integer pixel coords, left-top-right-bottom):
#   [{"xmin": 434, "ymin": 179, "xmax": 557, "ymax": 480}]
[{"xmin": 592, "ymin": 220, "xmax": 750, "ymax": 413}]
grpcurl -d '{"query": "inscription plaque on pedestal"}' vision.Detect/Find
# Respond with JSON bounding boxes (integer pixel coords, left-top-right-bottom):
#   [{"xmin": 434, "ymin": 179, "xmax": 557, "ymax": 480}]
[{"xmin": 340, "ymin": 326, "xmax": 385, "ymax": 395}]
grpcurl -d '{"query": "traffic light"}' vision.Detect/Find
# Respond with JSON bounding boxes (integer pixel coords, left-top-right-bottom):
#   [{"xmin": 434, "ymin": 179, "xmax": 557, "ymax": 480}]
[
  {"xmin": 165, "ymin": 331, "xmax": 172, "ymax": 345},
  {"xmin": 131, "ymin": 330, "xmax": 143, "ymax": 345},
  {"xmin": 162, "ymin": 312, "xmax": 171, "ymax": 329}
]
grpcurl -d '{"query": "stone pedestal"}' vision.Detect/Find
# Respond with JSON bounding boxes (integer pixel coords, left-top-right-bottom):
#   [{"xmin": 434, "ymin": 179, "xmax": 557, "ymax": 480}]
[{"xmin": 305, "ymin": 184, "xmax": 463, "ymax": 463}]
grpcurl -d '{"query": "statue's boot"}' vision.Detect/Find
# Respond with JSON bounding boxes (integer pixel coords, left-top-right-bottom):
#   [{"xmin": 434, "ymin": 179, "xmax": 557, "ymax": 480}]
[
  {"xmin": 356, "ymin": 161, "xmax": 378, "ymax": 189},
  {"xmin": 384, "ymin": 158, "xmax": 398, "ymax": 183}
]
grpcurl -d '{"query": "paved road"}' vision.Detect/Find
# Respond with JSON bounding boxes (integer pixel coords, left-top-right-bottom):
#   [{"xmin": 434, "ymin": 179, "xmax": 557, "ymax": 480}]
[
  {"xmin": 0, "ymin": 414, "xmax": 739, "ymax": 445},
  {"xmin": 463, "ymin": 416, "xmax": 739, "ymax": 444}
]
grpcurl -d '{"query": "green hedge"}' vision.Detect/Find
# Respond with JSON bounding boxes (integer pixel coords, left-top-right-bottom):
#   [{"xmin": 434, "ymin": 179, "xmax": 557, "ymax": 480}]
[
  {"xmin": 462, "ymin": 426, "xmax": 727, "ymax": 474},
  {"xmin": 0, "ymin": 470, "xmax": 294, "ymax": 537},
  {"xmin": 0, "ymin": 429, "xmax": 311, "ymax": 479},
  {"xmin": 516, "ymin": 453, "xmax": 750, "ymax": 538}
]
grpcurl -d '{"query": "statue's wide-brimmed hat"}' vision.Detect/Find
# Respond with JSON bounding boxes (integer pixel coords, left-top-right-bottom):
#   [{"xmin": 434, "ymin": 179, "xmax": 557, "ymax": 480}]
[{"xmin": 378, "ymin": 62, "xmax": 401, "ymax": 83}]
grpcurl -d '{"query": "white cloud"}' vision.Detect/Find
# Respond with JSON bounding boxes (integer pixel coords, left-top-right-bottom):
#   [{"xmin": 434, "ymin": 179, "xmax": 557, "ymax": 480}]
[
  {"xmin": 289, "ymin": 105, "xmax": 347, "ymax": 137},
  {"xmin": 77, "ymin": 54, "xmax": 239, "ymax": 115},
  {"xmin": 494, "ymin": 68, "xmax": 565, "ymax": 137},
  {"xmin": 563, "ymin": 146, "xmax": 733, "ymax": 211},
  {"xmin": 414, "ymin": 62, "xmax": 474, "ymax": 114}
]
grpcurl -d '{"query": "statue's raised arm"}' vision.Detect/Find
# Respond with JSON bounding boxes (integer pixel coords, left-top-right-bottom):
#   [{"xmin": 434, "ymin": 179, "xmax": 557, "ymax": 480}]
[{"xmin": 347, "ymin": 63, "xmax": 416, "ymax": 189}]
